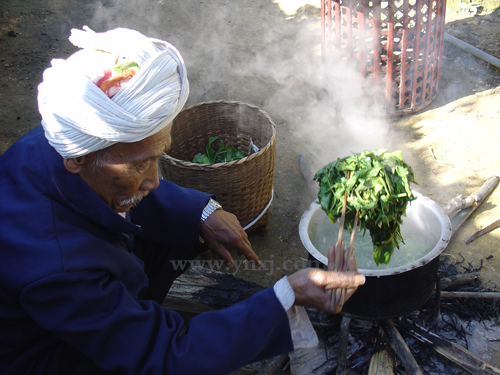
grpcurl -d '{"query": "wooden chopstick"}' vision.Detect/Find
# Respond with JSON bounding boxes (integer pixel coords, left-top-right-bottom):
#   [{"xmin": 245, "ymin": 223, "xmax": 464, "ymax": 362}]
[
  {"xmin": 338, "ymin": 211, "xmax": 359, "ymax": 307},
  {"xmin": 329, "ymin": 172, "xmax": 361, "ymax": 311},
  {"xmin": 329, "ymin": 172, "xmax": 350, "ymax": 311}
]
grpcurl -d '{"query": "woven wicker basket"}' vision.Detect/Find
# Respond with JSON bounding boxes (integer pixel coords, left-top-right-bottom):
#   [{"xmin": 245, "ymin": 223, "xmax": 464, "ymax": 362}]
[
  {"xmin": 160, "ymin": 101, "xmax": 277, "ymax": 232},
  {"xmin": 321, "ymin": 0, "xmax": 446, "ymax": 115}
]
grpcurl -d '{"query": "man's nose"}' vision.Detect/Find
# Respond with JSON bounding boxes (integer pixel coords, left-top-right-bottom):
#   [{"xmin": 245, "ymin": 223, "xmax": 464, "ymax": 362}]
[{"xmin": 140, "ymin": 162, "xmax": 160, "ymax": 191}]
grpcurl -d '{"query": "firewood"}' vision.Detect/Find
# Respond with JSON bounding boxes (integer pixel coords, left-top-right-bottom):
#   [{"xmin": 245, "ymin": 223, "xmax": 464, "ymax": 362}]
[
  {"xmin": 383, "ymin": 320, "xmax": 424, "ymax": 375},
  {"xmin": 163, "ymin": 267, "xmax": 288, "ymax": 375},
  {"xmin": 235, "ymin": 354, "xmax": 289, "ymax": 375},
  {"xmin": 368, "ymin": 327, "xmax": 395, "ymax": 375},
  {"xmin": 440, "ymin": 291, "xmax": 500, "ymax": 299},
  {"xmin": 443, "ymin": 194, "xmax": 477, "ymax": 220},
  {"xmin": 448, "ymin": 176, "xmax": 499, "ymax": 238},
  {"xmin": 162, "ymin": 266, "xmax": 264, "ymax": 314},
  {"xmin": 336, "ymin": 316, "xmax": 351, "ymax": 375},
  {"xmin": 440, "ymin": 273, "xmax": 480, "ymax": 290},
  {"xmin": 289, "ymin": 347, "xmax": 328, "ymax": 375},
  {"xmin": 396, "ymin": 319, "xmax": 500, "ymax": 375}
]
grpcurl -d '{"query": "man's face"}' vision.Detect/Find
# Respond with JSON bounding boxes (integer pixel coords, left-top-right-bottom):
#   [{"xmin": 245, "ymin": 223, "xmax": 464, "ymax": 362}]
[{"xmin": 74, "ymin": 127, "xmax": 169, "ymax": 213}]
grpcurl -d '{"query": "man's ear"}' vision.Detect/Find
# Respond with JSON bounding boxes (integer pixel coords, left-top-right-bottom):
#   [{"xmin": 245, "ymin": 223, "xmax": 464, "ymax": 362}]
[{"xmin": 63, "ymin": 156, "xmax": 87, "ymax": 174}]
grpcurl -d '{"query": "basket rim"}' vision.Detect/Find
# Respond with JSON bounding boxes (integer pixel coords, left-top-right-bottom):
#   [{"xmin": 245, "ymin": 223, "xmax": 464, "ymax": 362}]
[{"xmin": 161, "ymin": 100, "xmax": 277, "ymax": 170}]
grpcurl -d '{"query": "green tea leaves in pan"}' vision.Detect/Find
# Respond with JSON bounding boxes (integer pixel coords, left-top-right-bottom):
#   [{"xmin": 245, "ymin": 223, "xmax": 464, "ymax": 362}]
[
  {"xmin": 192, "ymin": 136, "xmax": 247, "ymax": 164},
  {"xmin": 314, "ymin": 149, "xmax": 416, "ymax": 265}
]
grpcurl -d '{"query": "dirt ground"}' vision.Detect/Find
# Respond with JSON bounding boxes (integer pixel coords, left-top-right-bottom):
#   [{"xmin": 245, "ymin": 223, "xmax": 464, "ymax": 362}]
[{"xmin": 1, "ymin": 0, "xmax": 500, "ymax": 371}]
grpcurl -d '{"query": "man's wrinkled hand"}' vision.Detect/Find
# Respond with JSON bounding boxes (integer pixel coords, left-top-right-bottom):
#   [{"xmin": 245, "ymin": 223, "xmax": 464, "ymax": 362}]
[
  {"xmin": 287, "ymin": 267, "xmax": 365, "ymax": 314},
  {"xmin": 200, "ymin": 209, "xmax": 260, "ymax": 268}
]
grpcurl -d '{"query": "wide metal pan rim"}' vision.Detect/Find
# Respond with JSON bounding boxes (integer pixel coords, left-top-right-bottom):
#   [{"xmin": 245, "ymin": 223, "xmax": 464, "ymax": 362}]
[{"xmin": 299, "ymin": 190, "xmax": 452, "ymax": 277}]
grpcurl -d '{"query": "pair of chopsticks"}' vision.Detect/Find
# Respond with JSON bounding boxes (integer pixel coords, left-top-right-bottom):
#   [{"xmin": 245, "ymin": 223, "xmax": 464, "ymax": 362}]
[{"xmin": 328, "ymin": 172, "xmax": 359, "ymax": 312}]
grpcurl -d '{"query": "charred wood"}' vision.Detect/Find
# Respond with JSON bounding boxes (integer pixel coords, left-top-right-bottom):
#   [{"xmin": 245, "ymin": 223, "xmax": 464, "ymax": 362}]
[
  {"xmin": 440, "ymin": 273, "xmax": 480, "ymax": 290},
  {"xmin": 162, "ymin": 266, "xmax": 264, "ymax": 314},
  {"xmin": 383, "ymin": 320, "xmax": 424, "ymax": 375},
  {"xmin": 396, "ymin": 318, "xmax": 500, "ymax": 375},
  {"xmin": 238, "ymin": 355, "xmax": 289, "ymax": 375},
  {"xmin": 440, "ymin": 291, "xmax": 500, "ymax": 299},
  {"xmin": 336, "ymin": 316, "xmax": 351, "ymax": 375},
  {"xmin": 162, "ymin": 267, "xmax": 288, "ymax": 375}
]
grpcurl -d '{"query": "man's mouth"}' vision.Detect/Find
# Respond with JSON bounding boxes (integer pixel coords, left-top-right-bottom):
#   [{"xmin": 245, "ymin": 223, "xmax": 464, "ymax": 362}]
[{"xmin": 119, "ymin": 192, "xmax": 148, "ymax": 208}]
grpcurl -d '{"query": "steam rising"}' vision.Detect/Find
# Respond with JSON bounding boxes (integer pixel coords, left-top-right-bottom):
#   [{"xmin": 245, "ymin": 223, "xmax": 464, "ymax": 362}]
[{"xmin": 89, "ymin": 0, "xmax": 398, "ymax": 168}]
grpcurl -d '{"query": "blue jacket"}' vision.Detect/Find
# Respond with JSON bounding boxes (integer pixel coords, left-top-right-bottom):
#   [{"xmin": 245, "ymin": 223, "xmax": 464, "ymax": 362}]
[{"xmin": 0, "ymin": 126, "xmax": 293, "ymax": 375}]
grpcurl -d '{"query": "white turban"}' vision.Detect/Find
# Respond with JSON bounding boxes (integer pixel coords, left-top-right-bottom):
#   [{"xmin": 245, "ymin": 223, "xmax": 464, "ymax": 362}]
[{"xmin": 37, "ymin": 26, "xmax": 189, "ymax": 158}]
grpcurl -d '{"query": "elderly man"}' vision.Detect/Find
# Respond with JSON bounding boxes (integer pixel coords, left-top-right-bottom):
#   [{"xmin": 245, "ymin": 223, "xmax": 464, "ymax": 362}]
[{"xmin": 0, "ymin": 27, "xmax": 364, "ymax": 375}]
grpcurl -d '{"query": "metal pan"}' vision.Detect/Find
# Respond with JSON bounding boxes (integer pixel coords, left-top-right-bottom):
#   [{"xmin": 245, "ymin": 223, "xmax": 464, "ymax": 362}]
[{"xmin": 299, "ymin": 191, "xmax": 452, "ymax": 319}]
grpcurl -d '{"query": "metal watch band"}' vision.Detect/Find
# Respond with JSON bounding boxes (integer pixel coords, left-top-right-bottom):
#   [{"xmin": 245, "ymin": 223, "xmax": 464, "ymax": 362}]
[{"xmin": 200, "ymin": 198, "xmax": 222, "ymax": 223}]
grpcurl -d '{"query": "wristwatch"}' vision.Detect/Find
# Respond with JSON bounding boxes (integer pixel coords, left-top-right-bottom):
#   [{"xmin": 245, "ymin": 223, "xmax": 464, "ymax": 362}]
[{"xmin": 200, "ymin": 198, "xmax": 222, "ymax": 223}]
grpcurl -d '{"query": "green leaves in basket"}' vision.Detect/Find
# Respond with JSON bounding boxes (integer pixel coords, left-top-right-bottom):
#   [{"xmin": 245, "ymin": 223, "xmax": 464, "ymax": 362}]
[
  {"xmin": 192, "ymin": 136, "xmax": 247, "ymax": 164},
  {"xmin": 314, "ymin": 149, "xmax": 416, "ymax": 265}
]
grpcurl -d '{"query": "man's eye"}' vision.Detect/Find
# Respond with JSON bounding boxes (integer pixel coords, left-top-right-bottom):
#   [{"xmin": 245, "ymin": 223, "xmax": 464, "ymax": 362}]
[
  {"xmin": 135, "ymin": 159, "xmax": 152, "ymax": 171},
  {"xmin": 135, "ymin": 157, "xmax": 159, "ymax": 172}
]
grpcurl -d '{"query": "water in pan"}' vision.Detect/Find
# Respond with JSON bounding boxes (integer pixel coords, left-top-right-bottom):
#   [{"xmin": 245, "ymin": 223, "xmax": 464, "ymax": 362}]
[{"xmin": 308, "ymin": 197, "xmax": 442, "ymax": 270}]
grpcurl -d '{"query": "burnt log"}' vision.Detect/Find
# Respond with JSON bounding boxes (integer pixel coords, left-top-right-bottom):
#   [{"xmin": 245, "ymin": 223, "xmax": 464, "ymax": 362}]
[
  {"xmin": 162, "ymin": 267, "xmax": 342, "ymax": 329},
  {"xmin": 236, "ymin": 355, "xmax": 289, "ymax": 375},
  {"xmin": 440, "ymin": 291, "xmax": 500, "ymax": 299},
  {"xmin": 161, "ymin": 267, "xmax": 288, "ymax": 375},
  {"xmin": 336, "ymin": 316, "xmax": 351, "ymax": 375},
  {"xmin": 440, "ymin": 273, "xmax": 480, "ymax": 290},
  {"xmin": 289, "ymin": 346, "xmax": 328, "ymax": 375},
  {"xmin": 161, "ymin": 266, "xmax": 264, "ymax": 314},
  {"xmin": 383, "ymin": 320, "xmax": 424, "ymax": 375},
  {"xmin": 396, "ymin": 318, "xmax": 500, "ymax": 375}
]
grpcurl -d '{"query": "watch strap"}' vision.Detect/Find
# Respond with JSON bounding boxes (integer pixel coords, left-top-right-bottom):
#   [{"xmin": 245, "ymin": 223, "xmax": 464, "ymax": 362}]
[{"xmin": 201, "ymin": 198, "xmax": 222, "ymax": 223}]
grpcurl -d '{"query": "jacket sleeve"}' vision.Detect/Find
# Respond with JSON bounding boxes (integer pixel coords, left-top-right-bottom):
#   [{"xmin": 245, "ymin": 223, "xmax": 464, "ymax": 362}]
[
  {"xmin": 130, "ymin": 179, "xmax": 213, "ymax": 245},
  {"xmin": 20, "ymin": 271, "xmax": 293, "ymax": 375}
]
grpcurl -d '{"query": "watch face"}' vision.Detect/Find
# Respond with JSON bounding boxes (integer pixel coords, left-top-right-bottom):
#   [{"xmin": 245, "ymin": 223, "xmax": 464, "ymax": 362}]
[{"xmin": 211, "ymin": 199, "xmax": 222, "ymax": 209}]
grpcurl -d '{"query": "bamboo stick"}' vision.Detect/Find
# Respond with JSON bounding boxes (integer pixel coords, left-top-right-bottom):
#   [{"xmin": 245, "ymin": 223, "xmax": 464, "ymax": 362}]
[{"xmin": 368, "ymin": 327, "xmax": 395, "ymax": 375}]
